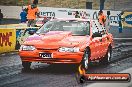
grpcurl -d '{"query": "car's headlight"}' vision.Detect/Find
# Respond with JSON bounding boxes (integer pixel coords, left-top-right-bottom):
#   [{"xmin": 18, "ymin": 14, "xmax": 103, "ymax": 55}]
[
  {"xmin": 20, "ymin": 45, "xmax": 36, "ymax": 51},
  {"xmin": 59, "ymin": 47, "xmax": 79, "ymax": 52}
]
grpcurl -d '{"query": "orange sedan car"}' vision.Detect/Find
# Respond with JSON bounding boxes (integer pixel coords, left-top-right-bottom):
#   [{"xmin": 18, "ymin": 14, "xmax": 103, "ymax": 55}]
[{"xmin": 19, "ymin": 18, "xmax": 113, "ymax": 70}]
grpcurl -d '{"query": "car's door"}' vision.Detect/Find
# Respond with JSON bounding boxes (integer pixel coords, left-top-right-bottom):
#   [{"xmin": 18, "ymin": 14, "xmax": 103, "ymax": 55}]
[
  {"xmin": 89, "ymin": 21, "xmax": 102, "ymax": 60},
  {"xmin": 95, "ymin": 21, "xmax": 109, "ymax": 58},
  {"xmin": 100, "ymin": 26, "xmax": 110, "ymax": 57}
]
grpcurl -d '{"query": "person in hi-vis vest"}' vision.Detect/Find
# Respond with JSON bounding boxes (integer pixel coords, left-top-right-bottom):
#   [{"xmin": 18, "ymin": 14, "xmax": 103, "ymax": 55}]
[
  {"xmin": 98, "ymin": 10, "xmax": 106, "ymax": 27},
  {"xmin": 27, "ymin": 4, "xmax": 39, "ymax": 27}
]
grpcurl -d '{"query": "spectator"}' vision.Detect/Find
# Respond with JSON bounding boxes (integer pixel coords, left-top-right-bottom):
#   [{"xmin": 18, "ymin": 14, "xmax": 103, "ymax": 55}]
[
  {"xmin": 0, "ymin": 9, "xmax": 3, "ymax": 25},
  {"xmin": 27, "ymin": 4, "xmax": 39, "ymax": 27},
  {"xmin": 98, "ymin": 10, "xmax": 106, "ymax": 26},
  {"xmin": 81, "ymin": 11, "xmax": 87, "ymax": 19},
  {"xmin": 118, "ymin": 11, "xmax": 124, "ymax": 33},
  {"xmin": 20, "ymin": 8, "xmax": 27, "ymax": 23},
  {"xmin": 75, "ymin": 11, "xmax": 80, "ymax": 18}
]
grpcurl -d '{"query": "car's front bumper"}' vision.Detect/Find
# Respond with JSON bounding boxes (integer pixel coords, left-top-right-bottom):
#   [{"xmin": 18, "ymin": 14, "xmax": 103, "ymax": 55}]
[{"xmin": 19, "ymin": 50, "xmax": 84, "ymax": 64}]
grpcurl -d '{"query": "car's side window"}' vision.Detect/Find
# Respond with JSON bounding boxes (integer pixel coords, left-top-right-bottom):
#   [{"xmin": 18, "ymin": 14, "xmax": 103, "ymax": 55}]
[
  {"xmin": 86, "ymin": 22, "xmax": 90, "ymax": 35},
  {"xmin": 92, "ymin": 21, "xmax": 107, "ymax": 36},
  {"xmin": 52, "ymin": 22, "xmax": 64, "ymax": 31},
  {"xmin": 46, "ymin": 23, "xmax": 53, "ymax": 29},
  {"xmin": 81, "ymin": 22, "xmax": 90, "ymax": 35},
  {"xmin": 92, "ymin": 22, "xmax": 100, "ymax": 34},
  {"xmin": 97, "ymin": 22, "xmax": 107, "ymax": 35}
]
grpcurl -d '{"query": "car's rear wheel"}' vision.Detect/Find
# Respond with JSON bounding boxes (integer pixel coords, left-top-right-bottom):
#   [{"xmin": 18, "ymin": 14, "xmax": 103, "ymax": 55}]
[
  {"xmin": 22, "ymin": 61, "xmax": 31, "ymax": 69},
  {"xmin": 81, "ymin": 49, "xmax": 90, "ymax": 71},
  {"xmin": 101, "ymin": 47, "xmax": 112, "ymax": 64}
]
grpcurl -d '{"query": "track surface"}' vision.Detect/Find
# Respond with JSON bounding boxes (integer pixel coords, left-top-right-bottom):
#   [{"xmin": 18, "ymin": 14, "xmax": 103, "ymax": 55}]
[
  {"xmin": 0, "ymin": 39, "xmax": 132, "ymax": 87},
  {"xmin": 0, "ymin": 19, "xmax": 132, "ymax": 87}
]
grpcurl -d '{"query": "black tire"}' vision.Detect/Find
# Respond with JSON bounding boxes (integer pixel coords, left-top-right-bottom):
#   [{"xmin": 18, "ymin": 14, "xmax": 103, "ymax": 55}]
[
  {"xmin": 81, "ymin": 49, "xmax": 90, "ymax": 71},
  {"xmin": 75, "ymin": 71, "xmax": 86, "ymax": 84},
  {"xmin": 101, "ymin": 47, "xmax": 112, "ymax": 64},
  {"xmin": 22, "ymin": 61, "xmax": 31, "ymax": 69}
]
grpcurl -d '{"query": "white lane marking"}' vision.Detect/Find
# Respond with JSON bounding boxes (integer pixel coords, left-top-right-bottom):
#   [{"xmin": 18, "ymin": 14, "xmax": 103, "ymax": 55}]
[{"xmin": 114, "ymin": 38, "xmax": 132, "ymax": 40}]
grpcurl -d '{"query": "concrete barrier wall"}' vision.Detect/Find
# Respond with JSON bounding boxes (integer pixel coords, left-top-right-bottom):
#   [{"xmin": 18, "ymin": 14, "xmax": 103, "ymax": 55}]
[
  {"xmin": 0, "ymin": 24, "xmax": 27, "ymax": 28},
  {"xmin": 1, "ymin": 5, "xmax": 131, "ymax": 27},
  {"xmin": 0, "ymin": 6, "xmax": 22, "ymax": 19},
  {"xmin": 0, "ymin": 5, "xmax": 121, "ymax": 26}
]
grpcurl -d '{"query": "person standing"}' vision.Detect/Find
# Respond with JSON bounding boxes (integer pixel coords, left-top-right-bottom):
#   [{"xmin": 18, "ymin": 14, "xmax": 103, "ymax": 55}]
[
  {"xmin": 98, "ymin": 10, "xmax": 106, "ymax": 26},
  {"xmin": 20, "ymin": 9, "xmax": 27, "ymax": 23},
  {"xmin": 0, "ymin": 9, "xmax": 3, "ymax": 25},
  {"xmin": 27, "ymin": 4, "xmax": 39, "ymax": 27},
  {"xmin": 75, "ymin": 11, "xmax": 80, "ymax": 18},
  {"xmin": 118, "ymin": 11, "xmax": 124, "ymax": 33}
]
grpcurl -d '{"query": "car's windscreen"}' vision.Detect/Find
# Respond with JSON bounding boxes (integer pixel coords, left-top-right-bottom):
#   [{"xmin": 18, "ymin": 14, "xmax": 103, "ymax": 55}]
[{"xmin": 36, "ymin": 20, "xmax": 90, "ymax": 36}]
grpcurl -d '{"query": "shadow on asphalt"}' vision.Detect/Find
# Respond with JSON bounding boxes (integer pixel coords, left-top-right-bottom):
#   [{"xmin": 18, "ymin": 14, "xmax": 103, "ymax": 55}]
[
  {"xmin": 21, "ymin": 63, "xmax": 110, "ymax": 75},
  {"xmin": 21, "ymin": 64, "xmax": 80, "ymax": 74}
]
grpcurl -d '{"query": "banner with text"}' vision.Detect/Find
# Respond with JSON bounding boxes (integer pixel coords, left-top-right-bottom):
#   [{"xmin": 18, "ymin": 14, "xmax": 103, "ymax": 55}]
[
  {"xmin": 122, "ymin": 12, "xmax": 132, "ymax": 27},
  {"xmin": 0, "ymin": 29, "xmax": 16, "ymax": 53},
  {"xmin": 0, "ymin": 6, "xmax": 121, "ymax": 26}
]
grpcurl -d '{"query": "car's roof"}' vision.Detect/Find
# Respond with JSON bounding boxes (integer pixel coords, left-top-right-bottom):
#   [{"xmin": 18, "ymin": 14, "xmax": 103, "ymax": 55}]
[{"xmin": 50, "ymin": 18, "xmax": 91, "ymax": 22}]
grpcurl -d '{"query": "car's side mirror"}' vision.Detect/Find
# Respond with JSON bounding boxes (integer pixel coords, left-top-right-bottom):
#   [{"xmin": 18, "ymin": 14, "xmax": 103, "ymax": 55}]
[
  {"xmin": 92, "ymin": 32, "xmax": 102, "ymax": 38},
  {"xmin": 28, "ymin": 30, "xmax": 36, "ymax": 35}
]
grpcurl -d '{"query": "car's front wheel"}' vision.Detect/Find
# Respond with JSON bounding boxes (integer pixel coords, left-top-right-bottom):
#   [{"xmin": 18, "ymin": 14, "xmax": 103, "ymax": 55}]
[
  {"xmin": 81, "ymin": 49, "xmax": 90, "ymax": 71},
  {"xmin": 22, "ymin": 61, "xmax": 31, "ymax": 69}
]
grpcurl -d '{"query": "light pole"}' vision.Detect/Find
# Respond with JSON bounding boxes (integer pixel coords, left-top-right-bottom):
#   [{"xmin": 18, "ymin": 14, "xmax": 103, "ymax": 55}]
[
  {"xmin": 78, "ymin": 0, "xmax": 80, "ymax": 8},
  {"xmin": 100, "ymin": 0, "xmax": 105, "ymax": 10},
  {"xmin": 114, "ymin": 0, "xmax": 115, "ymax": 10},
  {"xmin": 86, "ymin": 0, "xmax": 93, "ymax": 9}
]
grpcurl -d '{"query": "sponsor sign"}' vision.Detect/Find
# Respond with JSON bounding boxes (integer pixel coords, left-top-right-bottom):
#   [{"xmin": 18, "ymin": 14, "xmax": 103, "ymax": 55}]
[
  {"xmin": 0, "ymin": 6, "xmax": 121, "ymax": 26},
  {"xmin": 0, "ymin": 29, "xmax": 16, "ymax": 53},
  {"xmin": 123, "ymin": 12, "xmax": 132, "ymax": 27},
  {"xmin": 76, "ymin": 65, "xmax": 131, "ymax": 83}
]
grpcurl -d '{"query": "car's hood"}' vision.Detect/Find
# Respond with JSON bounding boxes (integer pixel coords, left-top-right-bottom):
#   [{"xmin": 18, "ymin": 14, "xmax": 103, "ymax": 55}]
[{"xmin": 24, "ymin": 31, "xmax": 89, "ymax": 49}]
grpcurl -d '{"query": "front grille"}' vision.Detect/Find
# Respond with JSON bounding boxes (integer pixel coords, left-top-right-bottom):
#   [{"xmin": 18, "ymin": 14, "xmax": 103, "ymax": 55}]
[{"xmin": 37, "ymin": 48, "xmax": 58, "ymax": 52}]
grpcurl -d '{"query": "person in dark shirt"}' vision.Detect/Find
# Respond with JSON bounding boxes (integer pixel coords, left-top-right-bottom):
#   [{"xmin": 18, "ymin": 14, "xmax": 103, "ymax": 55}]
[
  {"xmin": 0, "ymin": 9, "xmax": 3, "ymax": 25},
  {"xmin": 118, "ymin": 11, "xmax": 124, "ymax": 33},
  {"xmin": 75, "ymin": 11, "xmax": 80, "ymax": 18}
]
